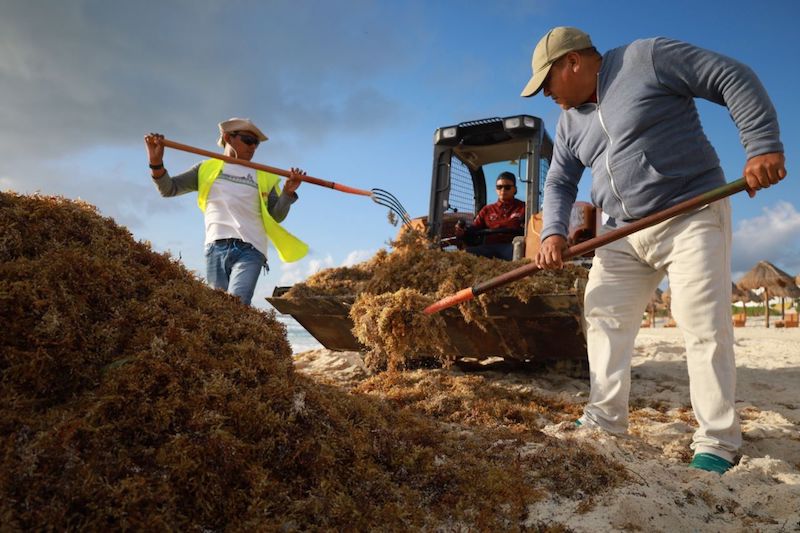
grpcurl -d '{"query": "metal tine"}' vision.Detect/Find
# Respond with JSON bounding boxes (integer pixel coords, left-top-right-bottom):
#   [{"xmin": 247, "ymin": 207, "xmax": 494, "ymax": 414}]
[
  {"xmin": 372, "ymin": 193, "xmax": 411, "ymax": 223},
  {"xmin": 374, "ymin": 197, "xmax": 412, "ymax": 226},
  {"xmin": 374, "ymin": 199, "xmax": 412, "ymax": 226},
  {"xmin": 371, "ymin": 188, "xmax": 405, "ymax": 208},
  {"xmin": 371, "ymin": 189, "xmax": 411, "ymax": 221},
  {"xmin": 371, "ymin": 188, "xmax": 413, "ymax": 226}
]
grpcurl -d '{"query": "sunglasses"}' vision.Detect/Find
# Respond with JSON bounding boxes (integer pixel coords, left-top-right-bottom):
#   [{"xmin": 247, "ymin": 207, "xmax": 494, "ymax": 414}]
[
  {"xmin": 496, "ymin": 184, "xmax": 514, "ymax": 190},
  {"xmin": 231, "ymin": 132, "xmax": 260, "ymax": 146}
]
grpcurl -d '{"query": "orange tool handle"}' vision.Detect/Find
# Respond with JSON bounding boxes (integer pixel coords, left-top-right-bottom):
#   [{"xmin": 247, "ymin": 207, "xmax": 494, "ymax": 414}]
[
  {"xmin": 424, "ymin": 178, "xmax": 749, "ymax": 315},
  {"xmin": 422, "ymin": 288, "xmax": 475, "ymax": 315},
  {"xmin": 160, "ymin": 138, "xmax": 373, "ymax": 197}
]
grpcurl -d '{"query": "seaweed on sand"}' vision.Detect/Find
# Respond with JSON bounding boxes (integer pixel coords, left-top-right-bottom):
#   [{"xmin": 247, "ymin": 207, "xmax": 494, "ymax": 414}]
[{"xmin": 0, "ymin": 192, "xmax": 623, "ymax": 530}]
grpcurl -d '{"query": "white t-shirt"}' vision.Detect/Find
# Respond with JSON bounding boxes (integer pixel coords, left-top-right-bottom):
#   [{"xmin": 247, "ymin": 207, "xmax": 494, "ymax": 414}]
[{"xmin": 204, "ymin": 163, "xmax": 270, "ymax": 258}]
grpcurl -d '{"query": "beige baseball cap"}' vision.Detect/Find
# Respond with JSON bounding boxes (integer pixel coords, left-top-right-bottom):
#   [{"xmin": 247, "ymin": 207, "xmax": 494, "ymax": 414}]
[
  {"xmin": 520, "ymin": 26, "xmax": 593, "ymax": 97},
  {"xmin": 217, "ymin": 117, "xmax": 269, "ymax": 147}
]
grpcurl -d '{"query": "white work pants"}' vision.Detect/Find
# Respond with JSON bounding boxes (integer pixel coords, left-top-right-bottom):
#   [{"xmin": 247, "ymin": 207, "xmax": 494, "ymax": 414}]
[{"xmin": 580, "ymin": 199, "xmax": 740, "ymax": 462}]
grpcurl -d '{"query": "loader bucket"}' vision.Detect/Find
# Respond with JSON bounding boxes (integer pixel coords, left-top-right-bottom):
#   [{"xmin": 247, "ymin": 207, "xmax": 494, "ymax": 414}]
[{"xmin": 267, "ymin": 286, "xmax": 588, "ymax": 372}]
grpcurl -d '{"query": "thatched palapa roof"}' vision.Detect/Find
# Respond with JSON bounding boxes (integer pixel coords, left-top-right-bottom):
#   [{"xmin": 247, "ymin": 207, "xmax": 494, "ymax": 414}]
[
  {"xmin": 732, "ymin": 282, "xmax": 760, "ymax": 303},
  {"xmin": 648, "ymin": 288, "xmax": 666, "ymax": 310},
  {"xmin": 662, "ymin": 284, "xmax": 758, "ymax": 305},
  {"xmin": 737, "ymin": 261, "xmax": 800, "ymax": 298},
  {"xmin": 651, "ymin": 287, "xmax": 663, "ymax": 303}
]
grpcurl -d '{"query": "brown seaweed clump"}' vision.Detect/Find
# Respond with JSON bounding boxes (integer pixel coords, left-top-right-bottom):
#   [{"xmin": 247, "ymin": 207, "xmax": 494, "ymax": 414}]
[
  {"xmin": 0, "ymin": 191, "xmax": 623, "ymax": 530},
  {"xmin": 350, "ymin": 288, "xmax": 450, "ymax": 371},
  {"xmin": 357, "ymin": 372, "xmax": 583, "ymax": 430},
  {"xmin": 286, "ymin": 228, "xmax": 588, "ymax": 368},
  {"xmin": 356, "ymin": 371, "xmax": 629, "ymax": 506},
  {"xmin": 287, "ymin": 228, "xmax": 586, "ymax": 301}
]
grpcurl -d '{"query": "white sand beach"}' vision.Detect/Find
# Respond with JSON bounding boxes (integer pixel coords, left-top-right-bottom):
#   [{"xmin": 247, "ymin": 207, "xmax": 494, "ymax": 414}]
[{"xmin": 294, "ymin": 325, "xmax": 800, "ymax": 531}]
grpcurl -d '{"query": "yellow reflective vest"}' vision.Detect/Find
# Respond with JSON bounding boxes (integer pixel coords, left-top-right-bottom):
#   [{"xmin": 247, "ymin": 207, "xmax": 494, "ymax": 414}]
[{"xmin": 196, "ymin": 159, "xmax": 308, "ymax": 263}]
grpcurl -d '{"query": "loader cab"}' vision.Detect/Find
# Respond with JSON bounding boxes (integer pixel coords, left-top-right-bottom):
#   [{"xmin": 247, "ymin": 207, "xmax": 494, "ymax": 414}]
[{"xmin": 428, "ymin": 115, "xmax": 552, "ymax": 260}]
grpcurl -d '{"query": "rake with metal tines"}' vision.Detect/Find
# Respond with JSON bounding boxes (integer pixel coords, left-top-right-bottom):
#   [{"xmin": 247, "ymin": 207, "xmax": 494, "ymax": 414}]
[
  {"xmin": 371, "ymin": 188, "xmax": 413, "ymax": 226},
  {"xmin": 159, "ymin": 138, "xmax": 412, "ymax": 226}
]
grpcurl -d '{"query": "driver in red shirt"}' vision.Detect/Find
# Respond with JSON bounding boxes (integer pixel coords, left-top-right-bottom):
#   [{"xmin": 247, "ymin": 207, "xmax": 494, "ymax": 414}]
[{"xmin": 455, "ymin": 171, "xmax": 526, "ymax": 260}]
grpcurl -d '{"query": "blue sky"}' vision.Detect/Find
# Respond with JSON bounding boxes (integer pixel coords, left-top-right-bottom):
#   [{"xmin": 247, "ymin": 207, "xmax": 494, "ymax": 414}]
[{"xmin": 2, "ymin": 0, "xmax": 798, "ymax": 312}]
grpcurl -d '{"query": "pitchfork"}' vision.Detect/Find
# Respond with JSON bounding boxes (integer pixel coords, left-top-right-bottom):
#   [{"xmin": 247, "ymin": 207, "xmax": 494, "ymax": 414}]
[
  {"xmin": 371, "ymin": 188, "xmax": 413, "ymax": 226},
  {"xmin": 159, "ymin": 138, "xmax": 412, "ymax": 227}
]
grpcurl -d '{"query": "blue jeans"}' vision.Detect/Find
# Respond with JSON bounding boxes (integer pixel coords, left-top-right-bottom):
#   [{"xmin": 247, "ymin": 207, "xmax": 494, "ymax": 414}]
[{"xmin": 205, "ymin": 238, "xmax": 267, "ymax": 306}]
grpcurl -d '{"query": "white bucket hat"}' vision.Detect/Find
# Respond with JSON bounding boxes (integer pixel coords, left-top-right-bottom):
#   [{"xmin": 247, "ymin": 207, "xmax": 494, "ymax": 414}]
[{"xmin": 217, "ymin": 117, "xmax": 269, "ymax": 147}]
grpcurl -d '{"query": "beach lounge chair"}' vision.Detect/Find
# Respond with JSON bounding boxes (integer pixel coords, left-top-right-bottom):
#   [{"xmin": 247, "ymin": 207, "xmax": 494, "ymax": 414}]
[
  {"xmin": 732, "ymin": 313, "xmax": 747, "ymax": 327},
  {"xmin": 778, "ymin": 315, "xmax": 798, "ymax": 328}
]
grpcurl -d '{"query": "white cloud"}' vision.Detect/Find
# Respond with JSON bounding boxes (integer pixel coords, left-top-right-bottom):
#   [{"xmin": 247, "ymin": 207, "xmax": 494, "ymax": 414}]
[
  {"xmin": 307, "ymin": 255, "xmax": 337, "ymax": 275},
  {"xmin": 273, "ymin": 247, "xmax": 379, "ymax": 289},
  {"xmin": 276, "ymin": 262, "xmax": 306, "ymax": 287},
  {"xmin": 342, "ymin": 249, "xmax": 376, "ymax": 266},
  {"xmin": 0, "ymin": 1, "xmax": 410, "ymax": 172},
  {"xmin": 258, "ymin": 248, "xmax": 377, "ymax": 311},
  {"xmin": 732, "ymin": 201, "xmax": 800, "ymax": 276},
  {"xmin": 277, "ymin": 254, "xmax": 336, "ymax": 286}
]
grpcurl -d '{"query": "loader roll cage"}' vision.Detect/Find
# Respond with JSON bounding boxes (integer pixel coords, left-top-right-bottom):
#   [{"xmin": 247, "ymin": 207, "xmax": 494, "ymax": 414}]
[{"xmin": 428, "ymin": 115, "xmax": 553, "ymax": 245}]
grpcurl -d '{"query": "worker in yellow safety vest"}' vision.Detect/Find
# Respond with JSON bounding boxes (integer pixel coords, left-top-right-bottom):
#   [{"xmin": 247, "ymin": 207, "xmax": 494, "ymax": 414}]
[{"xmin": 144, "ymin": 117, "xmax": 308, "ymax": 305}]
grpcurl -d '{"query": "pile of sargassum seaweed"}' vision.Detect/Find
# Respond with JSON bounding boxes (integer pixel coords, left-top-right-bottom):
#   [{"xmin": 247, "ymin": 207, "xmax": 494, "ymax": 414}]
[
  {"xmin": 0, "ymin": 192, "xmax": 623, "ymax": 531},
  {"xmin": 284, "ymin": 230, "xmax": 588, "ymax": 371}
]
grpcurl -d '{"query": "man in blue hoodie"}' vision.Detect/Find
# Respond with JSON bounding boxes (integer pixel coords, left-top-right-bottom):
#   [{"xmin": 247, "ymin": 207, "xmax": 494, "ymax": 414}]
[{"xmin": 522, "ymin": 27, "xmax": 786, "ymax": 474}]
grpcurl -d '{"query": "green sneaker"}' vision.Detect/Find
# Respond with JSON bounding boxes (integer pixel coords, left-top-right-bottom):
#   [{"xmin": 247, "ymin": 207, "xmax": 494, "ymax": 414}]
[{"xmin": 690, "ymin": 453, "xmax": 735, "ymax": 474}]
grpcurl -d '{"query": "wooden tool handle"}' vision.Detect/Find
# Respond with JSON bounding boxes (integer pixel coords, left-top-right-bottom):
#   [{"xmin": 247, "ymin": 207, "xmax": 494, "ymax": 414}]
[
  {"xmin": 425, "ymin": 178, "xmax": 749, "ymax": 315},
  {"xmin": 161, "ymin": 138, "xmax": 373, "ymax": 197}
]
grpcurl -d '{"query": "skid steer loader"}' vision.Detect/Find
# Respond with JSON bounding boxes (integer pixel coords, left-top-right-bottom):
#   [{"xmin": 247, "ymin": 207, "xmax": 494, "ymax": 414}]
[{"xmin": 268, "ymin": 115, "xmax": 598, "ymax": 371}]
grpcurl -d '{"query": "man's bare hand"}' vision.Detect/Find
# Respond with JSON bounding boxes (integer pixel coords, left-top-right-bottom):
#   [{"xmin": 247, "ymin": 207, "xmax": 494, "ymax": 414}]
[
  {"xmin": 536, "ymin": 235, "xmax": 568, "ymax": 269},
  {"xmin": 743, "ymin": 152, "xmax": 786, "ymax": 197},
  {"xmin": 284, "ymin": 167, "xmax": 305, "ymax": 195},
  {"xmin": 454, "ymin": 219, "xmax": 467, "ymax": 238},
  {"xmin": 144, "ymin": 133, "xmax": 165, "ymax": 165}
]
